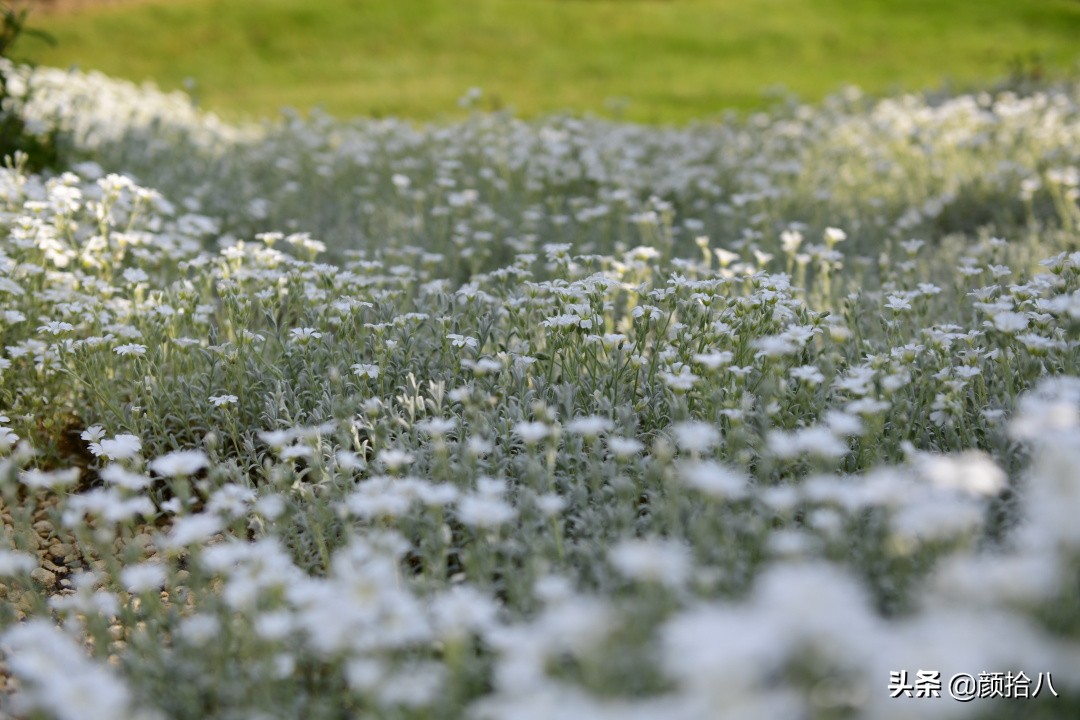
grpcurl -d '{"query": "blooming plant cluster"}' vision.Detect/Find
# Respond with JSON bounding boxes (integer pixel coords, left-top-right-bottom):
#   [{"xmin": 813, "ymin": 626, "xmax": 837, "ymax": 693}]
[{"xmin": 0, "ymin": 64, "xmax": 1078, "ymax": 719}]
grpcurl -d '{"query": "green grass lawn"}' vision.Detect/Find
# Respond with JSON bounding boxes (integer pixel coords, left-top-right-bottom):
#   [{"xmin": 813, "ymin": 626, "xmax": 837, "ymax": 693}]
[{"xmin": 18, "ymin": 0, "xmax": 1080, "ymax": 123}]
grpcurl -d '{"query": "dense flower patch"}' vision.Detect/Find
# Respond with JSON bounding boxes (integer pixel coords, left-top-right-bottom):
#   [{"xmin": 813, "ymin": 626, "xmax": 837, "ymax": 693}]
[{"xmin": 0, "ymin": 64, "xmax": 1078, "ymax": 718}]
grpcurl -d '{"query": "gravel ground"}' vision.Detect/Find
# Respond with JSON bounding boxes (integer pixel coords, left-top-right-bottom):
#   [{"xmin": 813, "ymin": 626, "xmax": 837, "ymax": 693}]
[{"xmin": 0, "ymin": 492, "xmax": 166, "ymax": 695}]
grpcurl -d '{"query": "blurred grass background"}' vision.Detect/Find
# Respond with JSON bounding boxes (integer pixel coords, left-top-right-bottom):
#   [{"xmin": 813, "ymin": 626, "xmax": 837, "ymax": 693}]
[{"xmin": 18, "ymin": 0, "xmax": 1080, "ymax": 123}]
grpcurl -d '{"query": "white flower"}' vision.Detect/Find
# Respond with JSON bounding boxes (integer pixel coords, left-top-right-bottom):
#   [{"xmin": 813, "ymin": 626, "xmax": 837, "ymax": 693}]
[
  {"xmin": 20, "ymin": 467, "xmax": 80, "ymax": 490},
  {"xmin": 0, "ymin": 549, "xmax": 36, "ymax": 576},
  {"xmin": 38, "ymin": 321, "xmax": 74, "ymax": 335},
  {"xmin": 289, "ymin": 327, "xmax": 323, "ymax": 341},
  {"xmin": 610, "ymin": 538, "xmax": 692, "ymax": 588},
  {"xmin": 208, "ymin": 394, "xmax": 238, "ymax": 407},
  {"xmin": 680, "ymin": 460, "xmax": 748, "ymax": 499},
  {"xmin": 826, "ymin": 322, "xmax": 852, "ymax": 341},
  {"xmin": 335, "ymin": 450, "xmax": 366, "ymax": 470},
  {"xmin": 417, "ymin": 417, "xmax": 456, "ymax": 437},
  {"xmin": 417, "ymin": 483, "xmax": 460, "ymax": 507},
  {"xmin": 900, "ymin": 238, "xmax": 925, "ymax": 254},
  {"xmin": 754, "ymin": 335, "xmax": 797, "ymax": 358},
  {"xmin": 377, "ymin": 448, "xmax": 415, "ymax": 471},
  {"xmin": 608, "ymin": 436, "xmax": 644, "ymax": 458},
  {"xmin": 279, "ymin": 445, "xmax": 313, "ymax": 461},
  {"xmin": 2, "ymin": 620, "xmax": 135, "ymax": 720},
  {"xmin": 447, "ymin": 333, "xmax": 479, "ymax": 349},
  {"xmin": 846, "ymin": 397, "xmax": 890, "ymax": 416},
  {"xmin": 91, "ymin": 434, "xmax": 142, "ymax": 460},
  {"xmin": 790, "ymin": 365, "xmax": 825, "ymax": 385},
  {"xmin": 254, "ymin": 611, "xmax": 294, "ymax": 642},
  {"xmin": 536, "ymin": 493, "xmax": 567, "ymax": 516},
  {"xmin": 466, "ymin": 436, "xmax": 493, "ymax": 456},
  {"xmin": 780, "ymin": 229, "xmax": 803, "ymax": 253},
  {"xmin": 457, "ymin": 493, "xmax": 516, "ymax": 528},
  {"xmin": 247, "ymin": 496, "xmax": 284, "ymax": 523},
  {"xmin": 286, "ymin": 232, "xmax": 326, "ymax": 255},
  {"xmin": 64, "ymin": 488, "xmax": 154, "ymax": 525},
  {"xmin": 351, "ymin": 363, "xmax": 380, "ymax": 379},
  {"xmin": 566, "ymin": 415, "xmax": 613, "ymax": 438},
  {"xmin": 835, "ymin": 366, "xmax": 875, "ymax": 396},
  {"xmin": 598, "ymin": 333, "xmax": 628, "ymax": 350},
  {"xmin": 884, "ymin": 294, "xmax": 912, "ymax": 311},
  {"xmin": 543, "ymin": 313, "xmax": 585, "ymax": 329},
  {"xmin": 207, "ymin": 485, "xmax": 256, "ymax": 519},
  {"xmin": 120, "ymin": 562, "xmax": 166, "ymax": 593},
  {"xmin": 375, "ymin": 661, "xmax": 445, "ymax": 709},
  {"xmin": 993, "ymin": 311, "xmax": 1028, "ymax": 333},
  {"xmin": 258, "ymin": 429, "xmax": 296, "ymax": 447},
  {"xmin": 514, "ymin": 421, "xmax": 552, "ymax": 444},
  {"xmin": 769, "ymin": 426, "xmax": 849, "ymax": 460},
  {"xmin": 149, "ymin": 449, "xmax": 210, "ymax": 477},
  {"xmin": 468, "ymin": 357, "xmax": 503, "ymax": 375},
  {"xmin": 178, "ymin": 614, "xmax": 221, "ymax": 645},
  {"xmin": 114, "ymin": 343, "xmax": 147, "ymax": 356},
  {"xmin": 81, "ymin": 425, "xmax": 106, "ymax": 442},
  {"xmin": 713, "ymin": 248, "xmax": 739, "ymax": 266},
  {"xmin": 431, "ymin": 585, "xmax": 500, "ymax": 641},
  {"xmin": 824, "ymin": 226, "xmax": 847, "ymax": 245},
  {"xmin": 662, "ymin": 367, "xmax": 699, "ymax": 391},
  {"xmin": 122, "ymin": 267, "xmax": 150, "ymax": 284},
  {"xmin": 892, "ymin": 494, "xmax": 985, "ymax": 542},
  {"xmin": 633, "ymin": 304, "xmax": 663, "ymax": 321},
  {"xmin": 345, "ymin": 658, "xmax": 385, "ymax": 693},
  {"xmin": 916, "ymin": 450, "xmax": 1007, "ymax": 497},
  {"xmin": 672, "ymin": 421, "xmax": 720, "ymax": 454},
  {"xmin": 825, "ymin": 410, "xmax": 865, "ymax": 437},
  {"xmin": 100, "ymin": 464, "xmax": 152, "ymax": 491},
  {"xmin": 693, "ymin": 350, "xmax": 734, "ymax": 369},
  {"xmin": 0, "ymin": 427, "xmax": 16, "ymax": 451},
  {"xmin": 165, "ymin": 513, "xmax": 223, "ymax": 548},
  {"xmin": 476, "ymin": 476, "xmax": 506, "ymax": 496}
]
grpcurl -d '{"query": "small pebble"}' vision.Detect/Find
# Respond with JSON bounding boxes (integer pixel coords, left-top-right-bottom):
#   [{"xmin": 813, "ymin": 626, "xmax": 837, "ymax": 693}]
[{"xmin": 30, "ymin": 567, "xmax": 56, "ymax": 588}]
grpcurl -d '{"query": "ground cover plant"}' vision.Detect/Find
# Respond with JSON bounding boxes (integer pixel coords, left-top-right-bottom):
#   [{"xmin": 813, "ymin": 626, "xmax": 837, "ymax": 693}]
[
  {"xmin": 0, "ymin": 61, "xmax": 1078, "ymax": 718},
  {"xmin": 19, "ymin": 0, "xmax": 1080, "ymax": 123}
]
